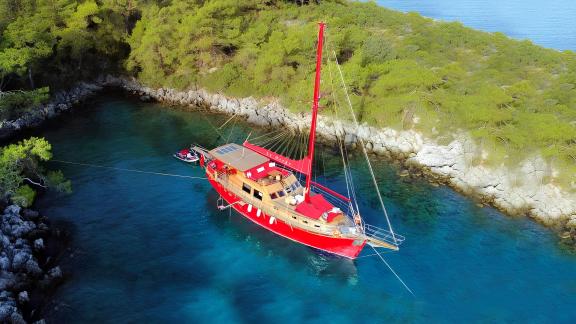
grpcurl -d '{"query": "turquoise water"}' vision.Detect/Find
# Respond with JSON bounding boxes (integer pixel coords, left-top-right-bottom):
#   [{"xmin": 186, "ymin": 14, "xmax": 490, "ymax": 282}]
[
  {"xmin": 35, "ymin": 94, "xmax": 576, "ymax": 322},
  {"xmin": 376, "ymin": 0, "xmax": 576, "ymax": 50}
]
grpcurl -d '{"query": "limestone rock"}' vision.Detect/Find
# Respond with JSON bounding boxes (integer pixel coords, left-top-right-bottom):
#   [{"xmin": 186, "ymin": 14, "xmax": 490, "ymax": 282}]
[
  {"xmin": 17, "ymin": 291, "xmax": 28, "ymax": 304},
  {"xmin": 34, "ymin": 238, "xmax": 44, "ymax": 250}
]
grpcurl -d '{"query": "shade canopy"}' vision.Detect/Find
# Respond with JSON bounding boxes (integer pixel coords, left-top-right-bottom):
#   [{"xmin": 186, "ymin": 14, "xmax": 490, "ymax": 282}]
[{"xmin": 209, "ymin": 143, "xmax": 269, "ymax": 171}]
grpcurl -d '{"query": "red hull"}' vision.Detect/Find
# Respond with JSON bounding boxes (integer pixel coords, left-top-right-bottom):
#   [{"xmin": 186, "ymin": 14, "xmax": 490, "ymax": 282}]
[{"xmin": 208, "ymin": 177, "xmax": 366, "ymax": 259}]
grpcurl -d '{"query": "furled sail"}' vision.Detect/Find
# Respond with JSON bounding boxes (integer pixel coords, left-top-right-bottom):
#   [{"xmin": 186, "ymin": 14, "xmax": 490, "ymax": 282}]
[{"xmin": 242, "ymin": 141, "xmax": 310, "ymax": 175}]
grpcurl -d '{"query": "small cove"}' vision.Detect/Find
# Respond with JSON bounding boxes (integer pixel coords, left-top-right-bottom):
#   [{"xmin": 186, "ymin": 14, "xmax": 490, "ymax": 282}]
[{"xmin": 33, "ymin": 93, "xmax": 576, "ymax": 322}]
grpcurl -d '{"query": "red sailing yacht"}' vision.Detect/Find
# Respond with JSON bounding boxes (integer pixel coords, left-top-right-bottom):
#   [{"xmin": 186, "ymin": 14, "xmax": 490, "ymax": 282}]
[{"xmin": 194, "ymin": 23, "xmax": 403, "ymax": 259}]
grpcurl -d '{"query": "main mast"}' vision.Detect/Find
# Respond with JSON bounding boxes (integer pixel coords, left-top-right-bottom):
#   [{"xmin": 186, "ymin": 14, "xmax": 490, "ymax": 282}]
[{"xmin": 304, "ymin": 22, "xmax": 325, "ymax": 203}]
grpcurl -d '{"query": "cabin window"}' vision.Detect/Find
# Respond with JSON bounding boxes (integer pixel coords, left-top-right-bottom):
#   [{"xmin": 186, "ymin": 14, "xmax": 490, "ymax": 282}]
[
  {"xmin": 253, "ymin": 189, "xmax": 263, "ymax": 200},
  {"xmin": 303, "ymin": 220, "xmax": 308, "ymax": 224},
  {"xmin": 291, "ymin": 183, "xmax": 300, "ymax": 192},
  {"xmin": 314, "ymin": 225, "xmax": 320, "ymax": 228},
  {"xmin": 270, "ymin": 192, "xmax": 278, "ymax": 200},
  {"xmin": 242, "ymin": 183, "xmax": 251, "ymax": 194},
  {"xmin": 285, "ymin": 182, "xmax": 301, "ymax": 193}
]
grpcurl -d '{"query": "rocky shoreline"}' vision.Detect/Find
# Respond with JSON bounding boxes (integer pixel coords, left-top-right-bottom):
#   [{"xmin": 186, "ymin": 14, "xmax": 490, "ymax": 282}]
[
  {"xmin": 1, "ymin": 75, "xmax": 575, "ymax": 242},
  {"xmin": 0, "ymin": 205, "xmax": 64, "ymax": 323},
  {"xmin": 0, "ymin": 82, "xmax": 106, "ymax": 140}
]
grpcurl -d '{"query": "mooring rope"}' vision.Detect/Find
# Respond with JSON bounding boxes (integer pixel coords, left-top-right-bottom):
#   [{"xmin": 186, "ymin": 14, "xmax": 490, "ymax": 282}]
[
  {"xmin": 49, "ymin": 159, "xmax": 207, "ymax": 180},
  {"xmin": 370, "ymin": 245, "xmax": 414, "ymax": 296}
]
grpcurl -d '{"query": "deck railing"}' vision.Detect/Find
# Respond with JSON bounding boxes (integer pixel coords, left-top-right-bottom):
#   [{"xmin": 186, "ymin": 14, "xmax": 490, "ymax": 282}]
[
  {"xmin": 363, "ymin": 223, "xmax": 405, "ymax": 247},
  {"xmin": 214, "ymin": 173, "xmax": 338, "ymax": 236}
]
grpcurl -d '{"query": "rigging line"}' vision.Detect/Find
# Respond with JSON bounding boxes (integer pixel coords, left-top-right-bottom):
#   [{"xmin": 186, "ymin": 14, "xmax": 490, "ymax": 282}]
[
  {"xmin": 218, "ymin": 113, "xmax": 237, "ymax": 130},
  {"xmin": 295, "ymin": 132, "xmax": 305, "ymax": 183},
  {"xmin": 49, "ymin": 159, "xmax": 207, "ymax": 180},
  {"xmin": 333, "ymin": 50, "xmax": 398, "ymax": 245},
  {"xmin": 327, "ymin": 52, "xmax": 357, "ymax": 210},
  {"xmin": 262, "ymin": 130, "xmax": 288, "ymax": 153},
  {"xmin": 261, "ymin": 128, "xmax": 290, "ymax": 146},
  {"xmin": 277, "ymin": 130, "xmax": 295, "ymax": 157},
  {"xmin": 294, "ymin": 130, "xmax": 304, "ymax": 159},
  {"xmin": 337, "ymin": 137, "xmax": 353, "ymax": 204},
  {"xmin": 269, "ymin": 132, "xmax": 288, "ymax": 153},
  {"xmin": 249, "ymin": 128, "xmax": 285, "ymax": 142},
  {"xmin": 300, "ymin": 130, "xmax": 308, "ymax": 169},
  {"xmin": 276, "ymin": 128, "xmax": 293, "ymax": 156},
  {"xmin": 224, "ymin": 112, "xmax": 240, "ymax": 144},
  {"xmin": 355, "ymin": 250, "xmax": 397, "ymax": 259},
  {"xmin": 343, "ymin": 138, "xmax": 360, "ymax": 215},
  {"xmin": 285, "ymin": 130, "xmax": 299, "ymax": 159},
  {"xmin": 291, "ymin": 129, "xmax": 302, "ymax": 157},
  {"xmin": 252, "ymin": 131, "xmax": 280, "ymax": 148},
  {"xmin": 254, "ymin": 129, "xmax": 289, "ymax": 149},
  {"xmin": 370, "ymin": 245, "xmax": 414, "ymax": 296},
  {"xmin": 197, "ymin": 108, "xmax": 224, "ymax": 138},
  {"xmin": 292, "ymin": 131, "xmax": 304, "ymax": 160},
  {"xmin": 321, "ymin": 145, "xmax": 327, "ymax": 179}
]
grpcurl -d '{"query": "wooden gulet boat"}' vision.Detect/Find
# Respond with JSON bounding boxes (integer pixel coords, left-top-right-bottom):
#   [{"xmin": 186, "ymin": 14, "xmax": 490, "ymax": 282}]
[{"xmin": 195, "ymin": 23, "xmax": 404, "ymax": 259}]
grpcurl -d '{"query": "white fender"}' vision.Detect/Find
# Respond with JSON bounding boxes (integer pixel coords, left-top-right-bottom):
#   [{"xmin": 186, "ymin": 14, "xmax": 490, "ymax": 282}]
[
  {"xmin": 256, "ymin": 209, "xmax": 261, "ymax": 217},
  {"xmin": 247, "ymin": 204, "xmax": 252, "ymax": 212},
  {"xmin": 269, "ymin": 216, "xmax": 276, "ymax": 225}
]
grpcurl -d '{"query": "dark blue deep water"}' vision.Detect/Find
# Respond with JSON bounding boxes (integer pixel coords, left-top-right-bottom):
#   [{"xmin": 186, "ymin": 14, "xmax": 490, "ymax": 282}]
[
  {"xmin": 35, "ymin": 94, "xmax": 576, "ymax": 322},
  {"xmin": 376, "ymin": 0, "xmax": 576, "ymax": 51}
]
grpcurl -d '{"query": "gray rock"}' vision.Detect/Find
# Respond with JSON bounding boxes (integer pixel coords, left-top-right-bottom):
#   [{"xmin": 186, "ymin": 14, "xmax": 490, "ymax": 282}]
[
  {"xmin": 46, "ymin": 267, "xmax": 62, "ymax": 280},
  {"xmin": 34, "ymin": 238, "xmax": 44, "ymax": 250},
  {"xmin": 0, "ymin": 295, "xmax": 25, "ymax": 323},
  {"xmin": 11, "ymin": 251, "xmax": 31, "ymax": 271},
  {"xmin": 25, "ymin": 259, "xmax": 42, "ymax": 276},
  {"xmin": 0, "ymin": 255, "xmax": 10, "ymax": 271},
  {"xmin": 5, "ymin": 205, "xmax": 21, "ymax": 216},
  {"xmin": 344, "ymin": 134, "xmax": 356, "ymax": 145},
  {"xmin": 17, "ymin": 291, "xmax": 28, "ymax": 304}
]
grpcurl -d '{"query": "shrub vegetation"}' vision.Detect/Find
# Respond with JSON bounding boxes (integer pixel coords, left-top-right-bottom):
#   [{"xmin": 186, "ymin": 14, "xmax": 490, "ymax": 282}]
[
  {"xmin": 1, "ymin": 0, "xmax": 575, "ymax": 189},
  {"xmin": 0, "ymin": 137, "xmax": 71, "ymax": 206}
]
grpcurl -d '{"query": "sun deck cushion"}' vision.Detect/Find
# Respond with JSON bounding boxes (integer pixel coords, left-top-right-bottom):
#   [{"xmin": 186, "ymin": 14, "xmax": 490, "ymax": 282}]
[
  {"xmin": 310, "ymin": 194, "xmax": 332, "ymax": 212},
  {"xmin": 295, "ymin": 202, "xmax": 323, "ymax": 219},
  {"xmin": 245, "ymin": 164, "xmax": 290, "ymax": 180},
  {"xmin": 295, "ymin": 194, "xmax": 336, "ymax": 220}
]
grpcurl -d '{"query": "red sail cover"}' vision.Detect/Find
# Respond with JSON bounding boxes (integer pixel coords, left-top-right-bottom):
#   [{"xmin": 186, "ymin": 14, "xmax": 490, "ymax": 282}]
[{"xmin": 243, "ymin": 141, "xmax": 311, "ymax": 175}]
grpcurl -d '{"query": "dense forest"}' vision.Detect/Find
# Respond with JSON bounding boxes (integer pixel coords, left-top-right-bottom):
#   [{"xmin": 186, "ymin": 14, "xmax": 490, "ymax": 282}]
[{"xmin": 1, "ymin": 0, "xmax": 575, "ymax": 190}]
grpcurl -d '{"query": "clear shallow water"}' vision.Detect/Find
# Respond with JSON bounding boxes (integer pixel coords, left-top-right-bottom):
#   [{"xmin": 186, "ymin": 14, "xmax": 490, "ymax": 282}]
[
  {"xmin": 35, "ymin": 94, "xmax": 576, "ymax": 322},
  {"xmin": 376, "ymin": 0, "xmax": 576, "ymax": 51}
]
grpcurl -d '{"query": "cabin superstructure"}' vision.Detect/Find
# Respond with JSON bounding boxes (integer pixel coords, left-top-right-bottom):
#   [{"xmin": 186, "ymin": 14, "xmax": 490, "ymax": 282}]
[{"xmin": 207, "ymin": 143, "xmax": 355, "ymax": 232}]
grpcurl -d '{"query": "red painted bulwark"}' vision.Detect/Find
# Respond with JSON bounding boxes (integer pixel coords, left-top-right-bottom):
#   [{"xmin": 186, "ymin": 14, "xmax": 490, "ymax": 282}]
[{"xmin": 207, "ymin": 176, "xmax": 365, "ymax": 259}]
